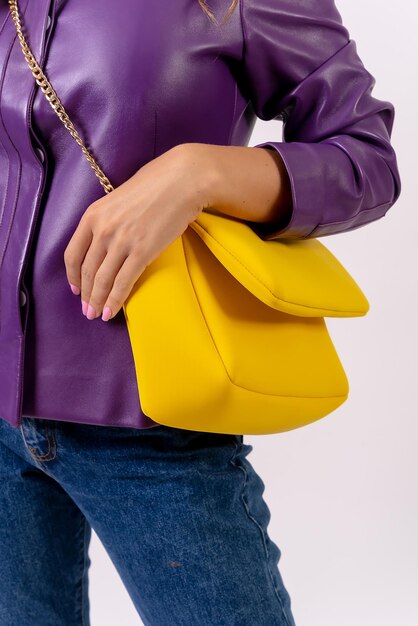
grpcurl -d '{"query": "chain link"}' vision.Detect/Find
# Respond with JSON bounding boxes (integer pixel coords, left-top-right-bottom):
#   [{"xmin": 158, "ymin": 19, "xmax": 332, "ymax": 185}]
[{"xmin": 8, "ymin": 0, "xmax": 115, "ymax": 194}]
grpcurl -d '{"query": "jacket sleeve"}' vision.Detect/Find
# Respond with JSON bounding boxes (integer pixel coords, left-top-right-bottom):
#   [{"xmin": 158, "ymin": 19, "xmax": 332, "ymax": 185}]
[{"xmin": 239, "ymin": 0, "xmax": 402, "ymax": 240}]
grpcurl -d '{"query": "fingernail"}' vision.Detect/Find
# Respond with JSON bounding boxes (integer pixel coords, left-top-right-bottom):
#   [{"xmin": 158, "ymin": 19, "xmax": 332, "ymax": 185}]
[
  {"xmin": 69, "ymin": 283, "xmax": 80, "ymax": 295},
  {"xmin": 81, "ymin": 300, "xmax": 88, "ymax": 316},
  {"xmin": 102, "ymin": 306, "xmax": 112, "ymax": 322},
  {"xmin": 86, "ymin": 304, "xmax": 96, "ymax": 320}
]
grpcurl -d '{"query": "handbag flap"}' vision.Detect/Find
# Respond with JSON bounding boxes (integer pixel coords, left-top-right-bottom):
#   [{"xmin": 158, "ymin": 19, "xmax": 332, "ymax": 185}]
[{"xmin": 189, "ymin": 211, "xmax": 369, "ymax": 318}]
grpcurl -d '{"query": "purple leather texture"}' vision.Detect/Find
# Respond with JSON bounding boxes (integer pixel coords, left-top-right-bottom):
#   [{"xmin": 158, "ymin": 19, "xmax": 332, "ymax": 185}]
[{"xmin": 0, "ymin": 0, "xmax": 401, "ymax": 429}]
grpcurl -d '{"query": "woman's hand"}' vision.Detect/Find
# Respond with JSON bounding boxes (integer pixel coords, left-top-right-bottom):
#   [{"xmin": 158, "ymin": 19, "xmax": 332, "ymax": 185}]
[
  {"xmin": 64, "ymin": 143, "xmax": 216, "ymax": 322},
  {"xmin": 64, "ymin": 141, "xmax": 292, "ymax": 322}
]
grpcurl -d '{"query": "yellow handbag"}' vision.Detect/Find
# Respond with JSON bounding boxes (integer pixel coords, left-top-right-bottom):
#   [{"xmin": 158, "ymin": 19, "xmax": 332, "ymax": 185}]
[
  {"xmin": 10, "ymin": 0, "xmax": 369, "ymax": 435},
  {"xmin": 125, "ymin": 213, "xmax": 368, "ymax": 434}
]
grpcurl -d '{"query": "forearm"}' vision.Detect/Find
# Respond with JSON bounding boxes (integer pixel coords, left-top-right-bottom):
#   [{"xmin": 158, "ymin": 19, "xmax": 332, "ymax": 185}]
[{"xmin": 180, "ymin": 143, "xmax": 293, "ymax": 228}]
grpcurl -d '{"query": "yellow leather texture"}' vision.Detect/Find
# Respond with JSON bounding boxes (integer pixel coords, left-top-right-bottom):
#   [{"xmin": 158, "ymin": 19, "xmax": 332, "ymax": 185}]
[{"xmin": 123, "ymin": 212, "xmax": 369, "ymax": 435}]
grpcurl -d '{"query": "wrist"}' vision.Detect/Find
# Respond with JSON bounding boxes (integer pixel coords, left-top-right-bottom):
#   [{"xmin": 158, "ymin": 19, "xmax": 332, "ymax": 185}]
[
  {"xmin": 173, "ymin": 142, "xmax": 293, "ymax": 228},
  {"xmin": 174, "ymin": 142, "xmax": 225, "ymax": 222}
]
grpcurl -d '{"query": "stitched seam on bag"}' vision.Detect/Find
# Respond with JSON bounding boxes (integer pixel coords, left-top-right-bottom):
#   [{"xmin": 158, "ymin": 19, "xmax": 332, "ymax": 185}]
[
  {"xmin": 192, "ymin": 222, "xmax": 364, "ymax": 316},
  {"xmin": 183, "ymin": 236, "xmax": 347, "ymax": 400}
]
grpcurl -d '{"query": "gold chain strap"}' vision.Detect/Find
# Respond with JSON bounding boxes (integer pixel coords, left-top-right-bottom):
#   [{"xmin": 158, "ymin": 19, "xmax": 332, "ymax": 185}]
[{"xmin": 8, "ymin": 0, "xmax": 114, "ymax": 194}]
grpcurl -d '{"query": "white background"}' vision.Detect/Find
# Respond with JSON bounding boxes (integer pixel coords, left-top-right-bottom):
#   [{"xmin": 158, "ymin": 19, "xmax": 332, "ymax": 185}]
[{"xmin": 89, "ymin": 1, "xmax": 417, "ymax": 624}]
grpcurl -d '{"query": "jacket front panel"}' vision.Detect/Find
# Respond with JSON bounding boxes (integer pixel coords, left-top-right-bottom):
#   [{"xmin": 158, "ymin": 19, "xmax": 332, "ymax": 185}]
[
  {"xmin": 0, "ymin": 0, "xmax": 401, "ymax": 428},
  {"xmin": 0, "ymin": 0, "xmax": 250, "ymax": 428},
  {"xmin": 0, "ymin": 0, "xmax": 49, "ymax": 427}
]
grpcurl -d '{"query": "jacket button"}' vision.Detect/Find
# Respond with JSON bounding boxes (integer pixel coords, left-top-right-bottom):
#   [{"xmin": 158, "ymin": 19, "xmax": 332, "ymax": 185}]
[
  {"xmin": 35, "ymin": 147, "xmax": 45, "ymax": 163},
  {"xmin": 19, "ymin": 290, "xmax": 27, "ymax": 306}
]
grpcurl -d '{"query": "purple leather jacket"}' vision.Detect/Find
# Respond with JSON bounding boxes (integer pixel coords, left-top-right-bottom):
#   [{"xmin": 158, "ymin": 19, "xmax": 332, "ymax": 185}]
[{"xmin": 0, "ymin": 0, "xmax": 401, "ymax": 430}]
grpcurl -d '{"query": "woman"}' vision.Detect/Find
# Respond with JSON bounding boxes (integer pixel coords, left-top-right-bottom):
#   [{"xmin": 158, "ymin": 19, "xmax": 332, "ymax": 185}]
[{"xmin": 0, "ymin": 0, "xmax": 401, "ymax": 624}]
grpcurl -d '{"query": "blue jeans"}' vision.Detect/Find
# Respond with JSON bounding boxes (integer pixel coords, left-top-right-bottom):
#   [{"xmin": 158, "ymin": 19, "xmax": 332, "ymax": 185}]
[{"xmin": 0, "ymin": 415, "xmax": 297, "ymax": 626}]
